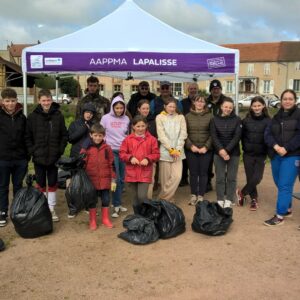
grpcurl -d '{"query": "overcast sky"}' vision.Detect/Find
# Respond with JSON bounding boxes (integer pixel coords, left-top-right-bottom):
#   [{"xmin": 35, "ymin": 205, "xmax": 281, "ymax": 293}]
[{"xmin": 0, "ymin": 0, "xmax": 298, "ymax": 49}]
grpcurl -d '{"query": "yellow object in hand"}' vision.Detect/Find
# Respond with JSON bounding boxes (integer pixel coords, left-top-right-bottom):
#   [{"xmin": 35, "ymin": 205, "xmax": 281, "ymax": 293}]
[{"xmin": 111, "ymin": 182, "xmax": 117, "ymax": 192}]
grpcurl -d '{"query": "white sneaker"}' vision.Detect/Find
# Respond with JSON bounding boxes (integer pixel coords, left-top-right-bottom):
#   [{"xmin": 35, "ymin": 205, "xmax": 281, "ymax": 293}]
[
  {"xmin": 119, "ymin": 206, "xmax": 127, "ymax": 212},
  {"xmin": 224, "ymin": 200, "xmax": 232, "ymax": 208},
  {"xmin": 50, "ymin": 209, "xmax": 59, "ymax": 222},
  {"xmin": 217, "ymin": 200, "xmax": 225, "ymax": 208},
  {"xmin": 111, "ymin": 207, "xmax": 120, "ymax": 218},
  {"xmin": 188, "ymin": 194, "xmax": 197, "ymax": 205}
]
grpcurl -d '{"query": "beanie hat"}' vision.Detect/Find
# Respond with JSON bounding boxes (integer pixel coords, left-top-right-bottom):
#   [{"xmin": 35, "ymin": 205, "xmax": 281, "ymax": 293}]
[
  {"xmin": 82, "ymin": 103, "xmax": 96, "ymax": 114},
  {"xmin": 209, "ymin": 79, "xmax": 222, "ymax": 91}
]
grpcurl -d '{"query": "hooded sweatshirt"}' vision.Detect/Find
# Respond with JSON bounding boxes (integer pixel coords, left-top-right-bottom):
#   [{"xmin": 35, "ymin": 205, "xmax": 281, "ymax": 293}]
[{"xmin": 100, "ymin": 96, "xmax": 130, "ymax": 150}]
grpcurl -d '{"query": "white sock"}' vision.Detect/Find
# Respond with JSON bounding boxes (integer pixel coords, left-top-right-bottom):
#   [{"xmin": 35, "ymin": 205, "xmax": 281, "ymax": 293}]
[{"xmin": 48, "ymin": 192, "xmax": 57, "ymax": 208}]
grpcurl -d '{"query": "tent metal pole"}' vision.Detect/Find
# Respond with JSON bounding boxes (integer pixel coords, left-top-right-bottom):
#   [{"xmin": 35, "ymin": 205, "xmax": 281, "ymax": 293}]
[
  {"xmin": 23, "ymin": 72, "xmax": 28, "ymax": 116},
  {"xmin": 55, "ymin": 76, "xmax": 59, "ymax": 100},
  {"xmin": 235, "ymin": 73, "xmax": 239, "ymax": 115}
]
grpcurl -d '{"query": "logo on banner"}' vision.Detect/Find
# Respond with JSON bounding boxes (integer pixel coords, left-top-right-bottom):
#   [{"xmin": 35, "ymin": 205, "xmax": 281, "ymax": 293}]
[
  {"xmin": 45, "ymin": 57, "xmax": 63, "ymax": 66},
  {"xmin": 207, "ymin": 57, "xmax": 226, "ymax": 69},
  {"xmin": 30, "ymin": 55, "xmax": 43, "ymax": 69}
]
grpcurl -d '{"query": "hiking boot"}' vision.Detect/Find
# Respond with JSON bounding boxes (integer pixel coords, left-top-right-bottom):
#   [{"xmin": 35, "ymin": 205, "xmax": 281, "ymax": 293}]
[
  {"xmin": 111, "ymin": 207, "xmax": 120, "ymax": 218},
  {"xmin": 50, "ymin": 208, "xmax": 59, "ymax": 222},
  {"xmin": 67, "ymin": 211, "xmax": 77, "ymax": 219},
  {"xmin": 264, "ymin": 215, "xmax": 284, "ymax": 226},
  {"xmin": 236, "ymin": 189, "xmax": 245, "ymax": 206},
  {"xmin": 0, "ymin": 211, "xmax": 8, "ymax": 227},
  {"xmin": 250, "ymin": 199, "xmax": 258, "ymax": 211},
  {"xmin": 188, "ymin": 194, "xmax": 197, "ymax": 205}
]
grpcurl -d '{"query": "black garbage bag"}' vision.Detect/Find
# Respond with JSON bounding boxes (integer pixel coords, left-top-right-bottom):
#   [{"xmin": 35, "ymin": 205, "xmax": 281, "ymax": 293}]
[
  {"xmin": 57, "ymin": 169, "xmax": 71, "ymax": 190},
  {"xmin": 118, "ymin": 215, "xmax": 159, "ymax": 245},
  {"xmin": 137, "ymin": 200, "xmax": 186, "ymax": 239},
  {"xmin": 10, "ymin": 175, "xmax": 53, "ymax": 239},
  {"xmin": 191, "ymin": 200, "xmax": 233, "ymax": 236},
  {"xmin": 65, "ymin": 169, "xmax": 97, "ymax": 213},
  {"xmin": 56, "ymin": 154, "xmax": 85, "ymax": 172}
]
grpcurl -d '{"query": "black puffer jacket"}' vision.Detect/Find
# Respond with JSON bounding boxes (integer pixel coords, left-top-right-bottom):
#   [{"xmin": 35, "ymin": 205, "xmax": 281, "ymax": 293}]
[
  {"xmin": 127, "ymin": 92, "xmax": 156, "ymax": 118},
  {"xmin": 242, "ymin": 112, "xmax": 270, "ymax": 157},
  {"xmin": 25, "ymin": 102, "xmax": 68, "ymax": 166},
  {"xmin": 210, "ymin": 111, "xmax": 242, "ymax": 156},
  {"xmin": 206, "ymin": 94, "xmax": 227, "ymax": 116},
  {"xmin": 265, "ymin": 106, "xmax": 300, "ymax": 158},
  {"xmin": 0, "ymin": 103, "xmax": 28, "ymax": 161}
]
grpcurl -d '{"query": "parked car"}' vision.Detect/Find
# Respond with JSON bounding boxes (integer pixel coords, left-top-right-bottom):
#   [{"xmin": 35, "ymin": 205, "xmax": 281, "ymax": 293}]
[
  {"xmin": 269, "ymin": 97, "xmax": 300, "ymax": 109},
  {"xmin": 238, "ymin": 96, "xmax": 254, "ymax": 108},
  {"xmin": 52, "ymin": 94, "xmax": 72, "ymax": 104}
]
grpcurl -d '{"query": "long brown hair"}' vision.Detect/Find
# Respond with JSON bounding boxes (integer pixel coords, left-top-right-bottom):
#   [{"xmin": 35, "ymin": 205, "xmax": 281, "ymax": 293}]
[
  {"xmin": 190, "ymin": 95, "xmax": 209, "ymax": 113},
  {"xmin": 246, "ymin": 96, "xmax": 270, "ymax": 118}
]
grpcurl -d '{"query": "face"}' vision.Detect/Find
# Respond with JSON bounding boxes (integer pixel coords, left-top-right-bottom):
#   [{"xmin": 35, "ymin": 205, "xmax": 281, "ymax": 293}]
[
  {"xmin": 194, "ymin": 97, "xmax": 206, "ymax": 111},
  {"xmin": 2, "ymin": 97, "xmax": 17, "ymax": 114},
  {"xmin": 132, "ymin": 121, "xmax": 147, "ymax": 135},
  {"xmin": 211, "ymin": 87, "xmax": 222, "ymax": 99},
  {"xmin": 281, "ymin": 91, "xmax": 296, "ymax": 110},
  {"xmin": 138, "ymin": 85, "xmax": 149, "ymax": 96},
  {"xmin": 39, "ymin": 95, "xmax": 53, "ymax": 112},
  {"xmin": 221, "ymin": 101, "xmax": 234, "ymax": 116},
  {"xmin": 87, "ymin": 82, "xmax": 99, "ymax": 94},
  {"xmin": 188, "ymin": 84, "xmax": 198, "ymax": 100},
  {"xmin": 160, "ymin": 85, "xmax": 171, "ymax": 97},
  {"xmin": 90, "ymin": 132, "xmax": 105, "ymax": 145},
  {"xmin": 137, "ymin": 103, "xmax": 150, "ymax": 117},
  {"xmin": 113, "ymin": 102, "xmax": 125, "ymax": 117},
  {"xmin": 83, "ymin": 111, "xmax": 93, "ymax": 121},
  {"xmin": 251, "ymin": 101, "xmax": 265, "ymax": 115},
  {"xmin": 165, "ymin": 102, "xmax": 177, "ymax": 114}
]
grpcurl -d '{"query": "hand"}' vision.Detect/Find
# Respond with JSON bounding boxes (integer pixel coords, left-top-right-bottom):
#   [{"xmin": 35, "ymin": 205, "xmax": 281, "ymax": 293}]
[
  {"xmin": 219, "ymin": 149, "xmax": 228, "ymax": 158},
  {"xmin": 111, "ymin": 182, "xmax": 117, "ymax": 192},
  {"xmin": 191, "ymin": 145, "xmax": 199, "ymax": 153},
  {"xmin": 140, "ymin": 159, "xmax": 149, "ymax": 166},
  {"xmin": 278, "ymin": 147, "xmax": 287, "ymax": 156},
  {"xmin": 130, "ymin": 157, "xmax": 140, "ymax": 165},
  {"xmin": 223, "ymin": 154, "xmax": 230, "ymax": 161},
  {"xmin": 198, "ymin": 147, "xmax": 208, "ymax": 154}
]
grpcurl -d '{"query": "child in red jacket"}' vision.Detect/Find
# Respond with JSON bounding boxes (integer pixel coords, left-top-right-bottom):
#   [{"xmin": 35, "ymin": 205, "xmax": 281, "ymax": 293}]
[
  {"xmin": 81, "ymin": 124, "xmax": 116, "ymax": 230},
  {"xmin": 120, "ymin": 115, "xmax": 160, "ymax": 212}
]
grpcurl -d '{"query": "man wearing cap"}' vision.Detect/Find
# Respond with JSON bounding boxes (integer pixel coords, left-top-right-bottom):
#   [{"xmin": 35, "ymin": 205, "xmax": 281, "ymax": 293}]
[
  {"xmin": 76, "ymin": 76, "xmax": 110, "ymax": 123},
  {"xmin": 206, "ymin": 79, "xmax": 226, "ymax": 116},
  {"xmin": 150, "ymin": 81, "xmax": 183, "ymax": 117},
  {"xmin": 206, "ymin": 79, "xmax": 227, "ymax": 192},
  {"xmin": 127, "ymin": 81, "xmax": 156, "ymax": 118},
  {"xmin": 179, "ymin": 82, "xmax": 199, "ymax": 186}
]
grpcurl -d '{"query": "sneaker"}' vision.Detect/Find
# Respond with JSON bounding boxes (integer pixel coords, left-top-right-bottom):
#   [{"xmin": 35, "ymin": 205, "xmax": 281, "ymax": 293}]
[
  {"xmin": 119, "ymin": 206, "xmax": 128, "ymax": 212},
  {"xmin": 111, "ymin": 207, "xmax": 120, "ymax": 218},
  {"xmin": 236, "ymin": 189, "xmax": 245, "ymax": 206},
  {"xmin": 217, "ymin": 200, "xmax": 225, "ymax": 208},
  {"xmin": 282, "ymin": 211, "xmax": 292, "ymax": 218},
  {"xmin": 0, "ymin": 211, "xmax": 7, "ymax": 227},
  {"xmin": 67, "ymin": 211, "xmax": 77, "ymax": 219},
  {"xmin": 50, "ymin": 209, "xmax": 60, "ymax": 222},
  {"xmin": 264, "ymin": 215, "xmax": 284, "ymax": 226},
  {"xmin": 250, "ymin": 199, "xmax": 258, "ymax": 211},
  {"xmin": 188, "ymin": 194, "xmax": 197, "ymax": 205},
  {"xmin": 224, "ymin": 200, "xmax": 232, "ymax": 208}
]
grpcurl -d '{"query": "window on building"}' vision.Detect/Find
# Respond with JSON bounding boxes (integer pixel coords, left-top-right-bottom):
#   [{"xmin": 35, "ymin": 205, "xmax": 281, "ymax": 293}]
[
  {"xmin": 171, "ymin": 83, "xmax": 182, "ymax": 96},
  {"xmin": 293, "ymin": 80, "xmax": 300, "ymax": 92},
  {"xmin": 264, "ymin": 64, "xmax": 271, "ymax": 75},
  {"xmin": 99, "ymin": 84, "xmax": 104, "ymax": 96},
  {"xmin": 131, "ymin": 85, "xmax": 139, "ymax": 93},
  {"xmin": 263, "ymin": 80, "xmax": 271, "ymax": 93},
  {"xmin": 247, "ymin": 64, "xmax": 254, "ymax": 76},
  {"xmin": 226, "ymin": 81, "xmax": 233, "ymax": 93},
  {"xmin": 295, "ymin": 62, "xmax": 300, "ymax": 71},
  {"xmin": 114, "ymin": 84, "xmax": 121, "ymax": 92}
]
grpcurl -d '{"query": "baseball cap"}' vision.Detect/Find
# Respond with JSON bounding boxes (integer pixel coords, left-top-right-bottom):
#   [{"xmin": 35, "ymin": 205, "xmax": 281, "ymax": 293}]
[{"xmin": 160, "ymin": 81, "xmax": 171, "ymax": 86}]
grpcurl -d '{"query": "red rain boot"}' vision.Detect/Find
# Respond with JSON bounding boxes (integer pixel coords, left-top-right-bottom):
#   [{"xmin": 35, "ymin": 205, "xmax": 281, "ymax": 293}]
[
  {"xmin": 89, "ymin": 208, "xmax": 97, "ymax": 230},
  {"xmin": 101, "ymin": 207, "xmax": 113, "ymax": 228}
]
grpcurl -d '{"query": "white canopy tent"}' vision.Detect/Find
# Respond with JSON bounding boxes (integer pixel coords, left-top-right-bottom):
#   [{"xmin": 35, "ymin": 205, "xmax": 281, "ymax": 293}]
[{"xmin": 22, "ymin": 0, "xmax": 239, "ymax": 114}]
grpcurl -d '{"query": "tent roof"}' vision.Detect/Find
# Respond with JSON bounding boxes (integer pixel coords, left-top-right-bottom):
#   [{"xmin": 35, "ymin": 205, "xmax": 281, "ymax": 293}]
[{"xmin": 22, "ymin": 0, "xmax": 239, "ymax": 81}]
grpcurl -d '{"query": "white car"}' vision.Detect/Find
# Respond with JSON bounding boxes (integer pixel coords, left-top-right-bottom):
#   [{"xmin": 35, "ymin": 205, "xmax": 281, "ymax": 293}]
[
  {"xmin": 238, "ymin": 96, "xmax": 254, "ymax": 108},
  {"xmin": 52, "ymin": 94, "xmax": 72, "ymax": 104},
  {"xmin": 270, "ymin": 97, "xmax": 300, "ymax": 109}
]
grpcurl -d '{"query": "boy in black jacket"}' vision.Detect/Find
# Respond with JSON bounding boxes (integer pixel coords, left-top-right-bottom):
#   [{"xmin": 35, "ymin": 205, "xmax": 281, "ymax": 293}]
[
  {"xmin": 0, "ymin": 88, "xmax": 28, "ymax": 227},
  {"xmin": 25, "ymin": 89, "xmax": 68, "ymax": 222}
]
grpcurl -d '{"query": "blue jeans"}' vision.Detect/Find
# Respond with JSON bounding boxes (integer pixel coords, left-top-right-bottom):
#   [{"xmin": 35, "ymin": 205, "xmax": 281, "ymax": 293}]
[
  {"xmin": 271, "ymin": 155, "xmax": 300, "ymax": 215},
  {"xmin": 112, "ymin": 150, "xmax": 125, "ymax": 207},
  {"xmin": 0, "ymin": 159, "xmax": 28, "ymax": 214}
]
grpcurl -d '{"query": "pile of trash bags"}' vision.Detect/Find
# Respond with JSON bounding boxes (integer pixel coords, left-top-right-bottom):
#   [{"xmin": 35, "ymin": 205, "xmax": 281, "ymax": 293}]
[
  {"xmin": 118, "ymin": 200, "xmax": 186, "ymax": 245},
  {"xmin": 10, "ymin": 174, "xmax": 53, "ymax": 238},
  {"xmin": 56, "ymin": 155, "xmax": 97, "ymax": 215},
  {"xmin": 191, "ymin": 200, "xmax": 233, "ymax": 236}
]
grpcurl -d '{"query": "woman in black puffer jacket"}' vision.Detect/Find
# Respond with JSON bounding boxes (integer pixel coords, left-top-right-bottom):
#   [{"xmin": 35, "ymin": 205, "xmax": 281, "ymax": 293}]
[
  {"xmin": 238, "ymin": 96, "xmax": 270, "ymax": 210},
  {"xmin": 210, "ymin": 97, "xmax": 242, "ymax": 207}
]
